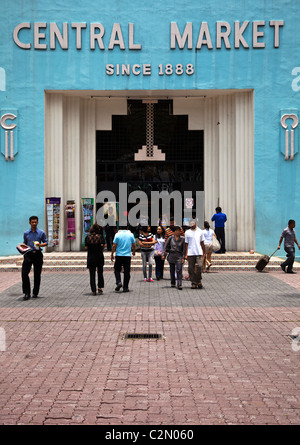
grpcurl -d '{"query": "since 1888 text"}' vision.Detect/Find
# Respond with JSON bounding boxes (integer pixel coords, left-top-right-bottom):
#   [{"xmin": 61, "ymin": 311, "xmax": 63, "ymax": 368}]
[{"xmin": 105, "ymin": 63, "xmax": 194, "ymax": 76}]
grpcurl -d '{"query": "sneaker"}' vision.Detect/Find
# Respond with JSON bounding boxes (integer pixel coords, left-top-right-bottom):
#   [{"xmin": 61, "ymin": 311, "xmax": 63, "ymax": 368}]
[
  {"xmin": 115, "ymin": 283, "xmax": 122, "ymax": 291},
  {"xmin": 144, "ymin": 278, "xmax": 147, "ymax": 282},
  {"xmin": 197, "ymin": 282, "xmax": 203, "ymax": 289},
  {"xmin": 148, "ymin": 278, "xmax": 154, "ymax": 282},
  {"xmin": 177, "ymin": 285, "xmax": 182, "ymax": 290}
]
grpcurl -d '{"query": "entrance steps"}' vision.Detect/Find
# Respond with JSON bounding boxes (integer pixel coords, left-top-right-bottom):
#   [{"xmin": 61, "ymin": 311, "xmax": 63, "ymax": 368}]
[{"xmin": 0, "ymin": 251, "xmax": 299, "ymax": 273}]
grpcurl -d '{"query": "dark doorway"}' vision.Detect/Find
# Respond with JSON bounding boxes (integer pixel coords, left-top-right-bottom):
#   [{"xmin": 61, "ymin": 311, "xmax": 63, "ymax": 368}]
[{"xmin": 96, "ymin": 100, "xmax": 204, "ymax": 226}]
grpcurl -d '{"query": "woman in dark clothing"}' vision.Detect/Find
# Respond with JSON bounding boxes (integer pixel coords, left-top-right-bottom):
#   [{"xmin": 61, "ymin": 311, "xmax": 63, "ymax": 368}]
[
  {"xmin": 162, "ymin": 226, "xmax": 185, "ymax": 290},
  {"xmin": 154, "ymin": 225, "xmax": 165, "ymax": 280},
  {"xmin": 85, "ymin": 223, "xmax": 106, "ymax": 295}
]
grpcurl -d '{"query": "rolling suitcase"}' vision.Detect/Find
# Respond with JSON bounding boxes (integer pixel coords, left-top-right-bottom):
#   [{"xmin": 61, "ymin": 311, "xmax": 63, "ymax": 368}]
[{"xmin": 255, "ymin": 248, "xmax": 278, "ymax": 272}]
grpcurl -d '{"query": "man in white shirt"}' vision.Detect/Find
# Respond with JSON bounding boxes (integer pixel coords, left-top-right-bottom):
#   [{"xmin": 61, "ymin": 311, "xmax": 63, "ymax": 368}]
[{"xmin": 185, "ymin": 219, "xmax": 206, "ymax": 289}]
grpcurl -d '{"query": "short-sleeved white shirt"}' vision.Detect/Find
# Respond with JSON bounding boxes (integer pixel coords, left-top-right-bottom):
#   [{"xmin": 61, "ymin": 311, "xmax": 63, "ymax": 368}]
[
  {"xmin": 203, "ymin": 228, "xmax": 214, "ymax": 244},
  {"xmin": 185, "ymin": 227, "xmax": 205, "ymax": 256}
]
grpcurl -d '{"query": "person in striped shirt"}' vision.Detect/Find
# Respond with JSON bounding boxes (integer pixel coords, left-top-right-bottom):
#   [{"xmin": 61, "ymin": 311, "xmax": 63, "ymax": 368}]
[{"xmin": 164, "ymin": 218, "xmax": 185, "ymax": 242}]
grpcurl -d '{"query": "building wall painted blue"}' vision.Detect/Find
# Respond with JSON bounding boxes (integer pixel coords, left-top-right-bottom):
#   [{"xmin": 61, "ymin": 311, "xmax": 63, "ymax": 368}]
[{"xmin": 0, "ymin": 0, "xmax": 299, "ymax": 256}]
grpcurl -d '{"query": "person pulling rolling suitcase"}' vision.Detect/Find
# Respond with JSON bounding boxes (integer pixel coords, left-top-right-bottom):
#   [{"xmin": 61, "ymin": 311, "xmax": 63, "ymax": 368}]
[{"xmin": 255, "ymin": 248, "xmax": 278, "ymax": 272}]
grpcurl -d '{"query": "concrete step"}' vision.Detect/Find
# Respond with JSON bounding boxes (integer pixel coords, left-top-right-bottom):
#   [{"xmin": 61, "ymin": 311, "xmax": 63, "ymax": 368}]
[
  {"xmin": 9, "ymin": 257, "xmax": 282, "ymax": 266},
  {"xmin": 0, "ymin": 253, "xmax": 272, "ymax": 263},
  {"xmin": 0, "ymin": 262, "xmax": 298, "ymax": 273},
  {"xmin": 0, "ymin": 265, "xmax": 293, "ymax": 272},
  {"xmin": 0, "ymin": 252, "xmax": 298, "ymax": 272}
]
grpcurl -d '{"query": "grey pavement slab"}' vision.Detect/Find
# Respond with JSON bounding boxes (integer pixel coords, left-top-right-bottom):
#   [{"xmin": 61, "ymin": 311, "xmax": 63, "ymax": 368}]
[
  {"xmin": 0, "ymin": 271, "xmax": 299, "ymax": 308},
  {"xmin": 0, "ymin": 271, "xmax": 299, "ymax": 426}
]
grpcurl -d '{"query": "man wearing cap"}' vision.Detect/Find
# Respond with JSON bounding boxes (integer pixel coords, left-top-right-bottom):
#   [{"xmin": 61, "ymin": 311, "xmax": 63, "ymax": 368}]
[{"xmin": 184, "ymin": 219, "xmax": 206, "ymax": 289}]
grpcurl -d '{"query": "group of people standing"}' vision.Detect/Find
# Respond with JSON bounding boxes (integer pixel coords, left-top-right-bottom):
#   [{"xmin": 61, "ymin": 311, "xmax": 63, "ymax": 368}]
[
  {"xmin": 19, "ymin": 212, "xmax": 299, "ymax": 301},
  {"xmin": 85, "ymin": 217, "xmax": 218, "ymax": 294},
  {"xmin": 19, "ymin": 210, "xmax": 224, "ymax": 299}
]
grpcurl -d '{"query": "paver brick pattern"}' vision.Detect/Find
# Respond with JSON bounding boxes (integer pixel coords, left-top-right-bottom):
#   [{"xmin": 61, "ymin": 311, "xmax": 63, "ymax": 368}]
[{"xmin": 0, "ymin": 270, "xmax": 299, "ymax": 425}]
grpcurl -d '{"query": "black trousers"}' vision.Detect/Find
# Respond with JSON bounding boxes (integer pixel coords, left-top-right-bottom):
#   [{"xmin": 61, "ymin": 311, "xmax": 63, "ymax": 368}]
[
  {"xmin": 88, "ymin": 264, "xmax": 104, "ymax": 293},
  {"xmin": 215, "ymin": 227, "xmax": 226, "ymax": 253},
  {"xmin": 169, "ymin": 261, "xmax": 183, "ymax": 287},
  {"xmin": 22, "ymin": 251, "xmax": 43, "ymax": 296},
  {"xmin": 114, "ymin": 256, "xmax": 131, "ymax": 290},
  {"xmin": 105, "ymin": 226, "xmax": 115, "ymax": 251},
  {"xmin": 154, "ymin": 255, "xmax": 165, "ymax": 278}
]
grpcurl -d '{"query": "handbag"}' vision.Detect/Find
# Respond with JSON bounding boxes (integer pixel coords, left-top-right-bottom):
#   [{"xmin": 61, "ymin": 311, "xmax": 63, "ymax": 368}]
[{"xmin": 212, "ymin": 237, "xmax": 221, "ymax": 252}]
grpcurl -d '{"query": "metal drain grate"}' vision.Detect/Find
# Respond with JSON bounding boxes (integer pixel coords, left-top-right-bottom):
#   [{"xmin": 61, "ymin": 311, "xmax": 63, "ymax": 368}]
[{"xmin": 123, "ymin": 333, "xmax": 164, "ymax": 340}]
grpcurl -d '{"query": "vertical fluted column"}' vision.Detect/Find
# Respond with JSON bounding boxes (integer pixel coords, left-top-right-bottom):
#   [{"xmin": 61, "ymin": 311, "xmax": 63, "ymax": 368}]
[
  {"xmin": 235, "ymin": 92, "xmax": 255, "ymax": 251},
  {"xmin": 80, "ymin": 98, "xmax": 96, "ymax": 201},
  {"xmin": 204, "ymin": 97, "xmax": 220, "ymax": 227},
  {"xmin": 44, "ymin": 93, "xmax": 65, "ymax": 251},
  {"xmin": 63, "ymin": 96, "xmax": 81, "ymax": 251},
  {"xmin": 218, "ymin": 94, "xmax": 237, "ymax": 250}
]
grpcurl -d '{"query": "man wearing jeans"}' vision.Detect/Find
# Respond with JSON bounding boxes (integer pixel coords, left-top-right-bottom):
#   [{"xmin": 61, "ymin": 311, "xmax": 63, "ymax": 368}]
[
  {"xmin": 22, "ymin": 216, "xmax": 48, "ymax": 300},
  {"xmin": 162, "ymin": 226, "xmax": 185, "ymax": 290},
  {"xmin": 278, "ymin": 219, "xmax": 300, "ymax": 274},
  {"xmin": 111, "ymin": 226, "xmax": 136, "ymax": 292},
  {"xmin": 138, "ymin": 226, "xmax": 156, "ymax": 282},
  {"xmin": 185, "ymin": 219, "xmax": 206, "ymax": 289}
]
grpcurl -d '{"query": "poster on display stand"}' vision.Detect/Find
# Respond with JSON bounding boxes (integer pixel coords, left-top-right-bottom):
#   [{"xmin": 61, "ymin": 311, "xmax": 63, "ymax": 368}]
[
  {"xmin": 82, "ymin": 198, "xmax": 94, "ymax": 246},
  {"xmin": 103, "ymin": 202, "xmax": 118, "ymax": 226},
  {"xmin": 46, "ymin": 197, "xmax": 61, "ymax": 247},
  {"xmin": 65, "ymin": 200, "xmax": 76, "ymax": 240}
]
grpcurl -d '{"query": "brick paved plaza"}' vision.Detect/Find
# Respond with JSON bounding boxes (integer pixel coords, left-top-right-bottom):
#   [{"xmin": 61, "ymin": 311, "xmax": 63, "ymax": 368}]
[{"xmin": 0, "ymin": 268, "xmax": 299, "ymax": 426}]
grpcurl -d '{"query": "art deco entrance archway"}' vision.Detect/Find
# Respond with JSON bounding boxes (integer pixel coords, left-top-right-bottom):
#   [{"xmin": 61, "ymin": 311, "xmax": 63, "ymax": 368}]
[{"xmin": 45, "ymin": 89, "xmax": 254, "ymax": 251}]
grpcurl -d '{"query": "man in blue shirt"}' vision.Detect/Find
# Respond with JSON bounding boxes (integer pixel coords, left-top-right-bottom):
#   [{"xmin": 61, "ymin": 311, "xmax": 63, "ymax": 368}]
[
  {"xmin": 111, "ymin": 226, "xmax": 136, "ymax": 292},
  {"xmin": 211, "ymin": 207, "xmax": 227, "ymax": 253},
  {"xmin": 22, "ymin": 216, "xmax": 48, "ymax": 300}
]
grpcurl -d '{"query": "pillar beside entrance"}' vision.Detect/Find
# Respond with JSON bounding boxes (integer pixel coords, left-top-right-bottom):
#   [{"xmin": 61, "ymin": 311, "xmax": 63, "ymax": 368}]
[
  {"xmin": 174, "ymin": 91, "xmax": 255, "ymax": 251},
  {"xmin": 45, "ymin": 95, "xmax": 97, "ymax": 251},
  {"xmin": 235, "ymin": 92, "xmax": 255, "ymax": 251},
  {"xmin": 205, "ymin": 92, "xmax": 254, "ymax": 251},
  {"xmin": 45, "ymin": 93, "xmax": 65, "ymax": 251}
]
